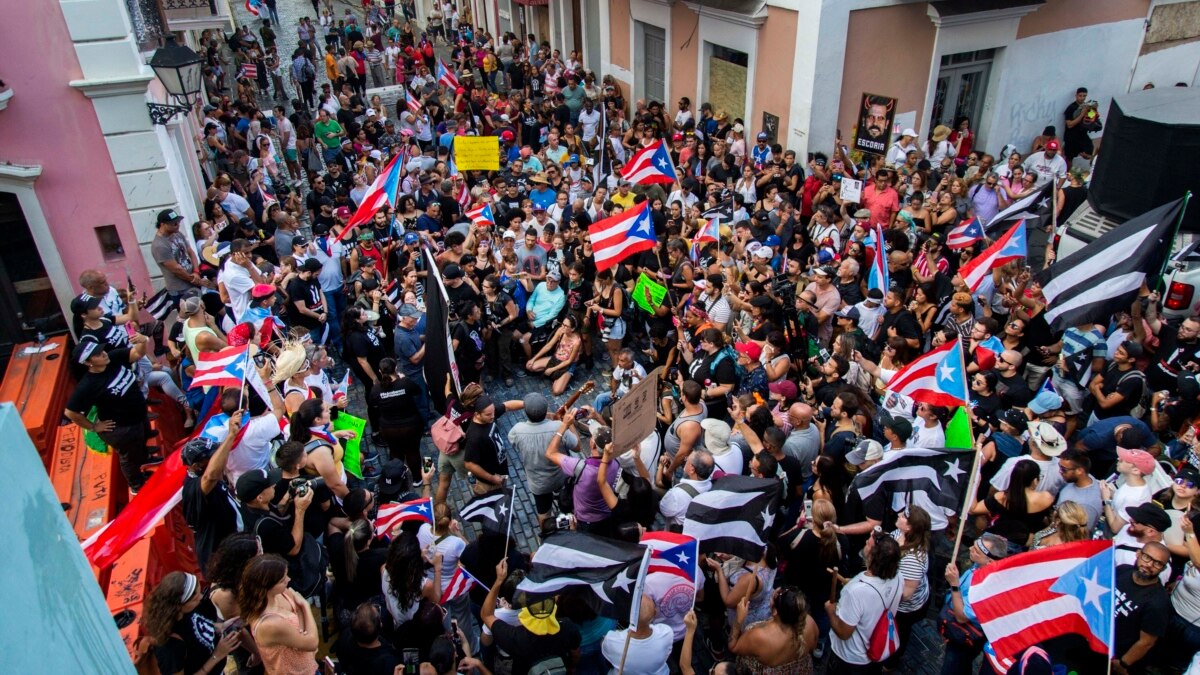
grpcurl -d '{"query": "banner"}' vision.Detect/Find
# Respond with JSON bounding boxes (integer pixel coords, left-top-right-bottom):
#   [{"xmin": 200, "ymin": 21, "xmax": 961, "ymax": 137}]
[
  {"xmin": 631, "ymin": 273, "xmax": 667, "ymax": 313},
  {"xmin": 333, "ymin": 413, "xmax": 367, "ymax": 478},
  {"xmin": 854, "ymin": 92, "xmax": 897, "ymax": 156},
  {"xmin": 454, "ymin": 136, "xmax": 500, "ymax": 171}
]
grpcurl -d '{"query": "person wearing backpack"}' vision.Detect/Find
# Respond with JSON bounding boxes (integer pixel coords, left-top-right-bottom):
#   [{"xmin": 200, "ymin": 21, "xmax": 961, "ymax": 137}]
[
  {"xmin": 1087, "ymin": 340, "xmax": 1147, "ymax": 423},
  {"xmin": 938, "ymin": 533, "xmax": 1010, "ymax": 675},
  {"xmin": 680, "ymin": 327, "xmax": 741, "ymax": 422},
  {"xmin": 824, "ymin": 532, "xmax": 903, "ymax": 674},
  {"xmin": 482, "ymin": 559, "xmax": 581, "ymax": 675}
]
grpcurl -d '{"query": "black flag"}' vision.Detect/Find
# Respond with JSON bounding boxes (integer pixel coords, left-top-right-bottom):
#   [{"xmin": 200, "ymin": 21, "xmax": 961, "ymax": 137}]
[
  {"xmin": 421, "ymin": 242, "xmax": 459, "ymax": 411},
  {"xmin": 847, "ymin": 447, "xmax": 975, "ymax": 531},
  {"xmin": 683, "ymin": 475, "xmax": 780, "ymax": 560}
]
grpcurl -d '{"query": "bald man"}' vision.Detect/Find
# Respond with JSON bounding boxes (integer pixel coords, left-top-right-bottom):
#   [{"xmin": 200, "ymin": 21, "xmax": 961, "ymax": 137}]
[
  {"xmin": 601, "ymin": 597, "xmax": 673, "ymax": 674},
  {"xmin": 782, "ymin": 403, "xmax": 820, "ymax": 478}
]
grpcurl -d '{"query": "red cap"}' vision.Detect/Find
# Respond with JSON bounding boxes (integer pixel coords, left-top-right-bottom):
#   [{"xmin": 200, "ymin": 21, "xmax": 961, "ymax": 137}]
[
  {"xmin": 335, "ymin": 206, "xmax": 351, "ymax": 219},
  {"xmin": 1045, "ymin": 139, "xmax": 1060, "ymax": 151},
  {"xmin": 768, "ymin": 379, "xmax": 798, "ymax": 399},
  {"xmin": 735, "ymin": 341, "xmax": 762, "ymax": 361},
  {"xmin": 251, "ymin": 283, "xmax": 276, "ymax": 299}
]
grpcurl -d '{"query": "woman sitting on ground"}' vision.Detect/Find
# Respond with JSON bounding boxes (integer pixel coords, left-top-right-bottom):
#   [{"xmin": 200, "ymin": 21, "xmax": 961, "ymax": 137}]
[{"xmin": 525, "ymin": 314, "xmax": 583, "ymax": 395}]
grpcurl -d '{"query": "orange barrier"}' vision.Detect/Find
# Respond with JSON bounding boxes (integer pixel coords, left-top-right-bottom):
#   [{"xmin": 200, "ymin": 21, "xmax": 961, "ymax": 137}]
[{"xmin": 0, "ymin": 336, "xmax": 73, "ymax": 467}]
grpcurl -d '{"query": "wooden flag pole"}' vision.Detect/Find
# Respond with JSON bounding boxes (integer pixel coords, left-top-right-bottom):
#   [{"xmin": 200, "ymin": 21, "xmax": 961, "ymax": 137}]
[{"xmin": 950, "ymin": 448, "xmax": 983, "ymax": 564}]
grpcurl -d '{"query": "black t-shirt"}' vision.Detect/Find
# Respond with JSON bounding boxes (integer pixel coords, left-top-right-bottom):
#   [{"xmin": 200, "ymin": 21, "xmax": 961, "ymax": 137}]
[
  {"xmin": 876, "ymin": 309, "xmax": 920, "ymax": 347},
  {"xmin": 1096, "ymin": 366, "xmax": 1144, "ymax": 420},
  {"xmin": 242, "ymin": 506, "xmax": 295, "ymax": 558},
  {"xmin": 445, "ymin": 281, "xmax": 480, "ymax": 317},
  {"xmin": 81, "ymin": 318, "xmax": 130, "ymax": 351},
  {"xmin": 1149, "ymin": 327, "xmax": 1200, "ymax": 392},
  {"xmin": 153, "ymin": 613, "xmax": 217, "ymax": 675},
  {"xmin": 997, "ymin": 373, "xmax": 1034, "ymax": 408},
  {"xmin": 344, "ymin": 327, "xmax": 385, "ymax": 381},
  {"xmin": 181, "ymin": 473, "xmax": 242, "ymax": 573},
  {"xmin": 336, "ymin": 634, "xmax": 398, "ymax": 675},
  {"xmin": 463, "ymin": 408, "xmax": 509, "ymax": 480},
  {"xmin": 286, "ymin": 276, "xmax": 325, "ymax": 329},
  {"xmin": 778, "ymin": 454, "xmax": 806, "ymax": 503},
  {"xmin": 453, "ymin": 320, "xmax": 484, "ymax": 368},
  {"xmin": 1113, "ymin": 565, "xmax": 1169, "ymax": 658},
  {"xmin": 371, "ymin": 375, "xmax": 422, "ymax": 428},
  {"xmin": 66, "ymin": 348, "xmax": 146, "ymax": 426},
  {"xmin": 491, "ymin": 619, "xmax": 582, "ymax": 675},
  {"xmin": 688, "ymin": 351, "xmax": 738, "ymax": 421},
  {"xmin": 836, "ymin": 281, "xmax": 863, "ymax": 306}
]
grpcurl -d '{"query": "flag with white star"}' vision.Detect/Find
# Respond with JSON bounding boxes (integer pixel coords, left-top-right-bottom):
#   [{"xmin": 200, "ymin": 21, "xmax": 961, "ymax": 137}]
[
  {"xmin": 516, "ymin": 531, "xmax": 647, "ymax": 616},
  {"xmin": 682, "ymin": 475, "xmax": 780, "ymax": 561},
  {"xmin": 620, "ymin": 140, "xmax": 679, "ymax": 186},
  {"xmin": 970, "ymin": 540, "xmax": 1114, "ymax": 673},
  {"xmin": 984, "ymin": 181, "xmax": 1053, "ymax": 235},
  {"xmin": 372, "ymin": 497, "xmax": 433, "ymax": 536},
  {"xmin": 884, "ymin": 336, "xmax": 969, "ymax": 408},
  {"xmin": 847, "ymin": 448, "xmax": 975, "ymax": 531},
  {"xmin": 457, "ymin": 487, "xmax": 513, "ymax": 534}
]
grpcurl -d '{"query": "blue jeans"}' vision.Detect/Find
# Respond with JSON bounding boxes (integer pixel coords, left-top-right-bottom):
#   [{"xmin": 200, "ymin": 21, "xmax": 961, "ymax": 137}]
[
  {"xmin": 324, "ymin": 288, "xmax": 346, "ymax": 352},
  {"xmin": 593, "ymin": 391, "xmax": 616, "ymax": 413},
  {"xmin": 408, "ymin": 371, "xmax": 432, "ymax": 427}
]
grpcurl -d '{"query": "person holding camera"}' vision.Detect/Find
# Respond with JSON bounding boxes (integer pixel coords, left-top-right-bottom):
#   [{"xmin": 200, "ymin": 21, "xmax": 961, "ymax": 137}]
[
  {"xmin": 237, "ymin": 466, "xmax": 328, "ymax": 597},
  {"xmin": 180, "ymin": 413, "xmax": 244, "ymax": 576}
]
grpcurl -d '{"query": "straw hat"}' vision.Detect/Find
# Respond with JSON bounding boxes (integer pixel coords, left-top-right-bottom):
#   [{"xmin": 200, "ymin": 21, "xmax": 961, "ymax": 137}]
[
  {"xmin": 931, "ymin": 125, "xmax": 951, "ymax": 142},
  {"xmin": 272, "ymin": 341, "xmax": 309, "ymax": 384}
]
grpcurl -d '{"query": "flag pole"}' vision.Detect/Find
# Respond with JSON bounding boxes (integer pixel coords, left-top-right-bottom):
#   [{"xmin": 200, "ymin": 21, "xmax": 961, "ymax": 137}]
[
  {"xmin": 617, "ymin": 547, "xmax": 653, "ymax": 675},
  {"xmin": 950, "ymin": 449, "xmax": 982, "ymax": 564},
  {"xmin": 237, "ymin": 347, "xmax": 251, "ymax": 409},
  {"xmin": 1155, "ymin": 191, "xmax": 1192, "ymax": 292},
  {"xmin": 501, "ymin": 488, "xmax": 516, "ymax": 560}
]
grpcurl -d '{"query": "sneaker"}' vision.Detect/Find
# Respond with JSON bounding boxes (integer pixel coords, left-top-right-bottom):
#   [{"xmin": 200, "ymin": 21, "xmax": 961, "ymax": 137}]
[{"xmin": 812, "ymin": 644, "xmax": 825, "ymax": 660}]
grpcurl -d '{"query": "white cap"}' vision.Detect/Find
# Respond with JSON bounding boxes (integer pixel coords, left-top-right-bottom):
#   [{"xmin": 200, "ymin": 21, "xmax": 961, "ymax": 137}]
[{"xmin": 901, "ymin": 128, "xmax": 917, "ymax": 138}]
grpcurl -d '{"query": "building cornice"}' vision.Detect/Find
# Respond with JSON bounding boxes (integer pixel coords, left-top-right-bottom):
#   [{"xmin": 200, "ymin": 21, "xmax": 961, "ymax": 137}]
[
  {"xmin": 69, "ymin": 73, "xmax": 153, "ymax": 99},
  {"xmin": 926, "ymin": 2, "xmax": 1043, "ymax": 28},
  {"xmin": 682, "ymin": 0, "xmax": 768, "ymax": 28},
  {"xmin": 0, "ymin": 163, "xmax": 43, "ymax": 183}
]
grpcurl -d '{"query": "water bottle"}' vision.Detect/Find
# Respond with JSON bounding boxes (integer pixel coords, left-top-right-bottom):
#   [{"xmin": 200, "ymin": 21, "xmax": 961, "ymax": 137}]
[
  {"xmin": 467, "ymin": 471, "xmax": 476, "ymax": 486},
  {"xmin": 35, "ymin": 331, "xmax": 46, "ymax": 345}
]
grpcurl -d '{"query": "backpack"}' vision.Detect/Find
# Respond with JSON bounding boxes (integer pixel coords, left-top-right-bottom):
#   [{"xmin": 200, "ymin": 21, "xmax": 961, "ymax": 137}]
[
  {"xmin": 1116, "ymin": 369, "xmax": 1148, "ymax": 419},
  {"xmin": 301, "ymin": 58, "xmax": 316, "ymax": 82},
  {"xmin": 711, "ymin": 345, "xmax": 746, "ymax": 383},
  {"xmin": 864, "ymin": 580, "xmax": 900, "ymax": 662},
  {"xmin": 528, "ymin": 656, "xmax": 567, "ymax": 675},
  {"xmin": 430, "ymin": 402, "xmax": 470, "ymax": 456}
]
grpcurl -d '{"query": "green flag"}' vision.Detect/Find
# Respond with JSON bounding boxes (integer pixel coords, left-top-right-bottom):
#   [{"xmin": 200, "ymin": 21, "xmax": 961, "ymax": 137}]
[
  {"xmin": 944, "ymin": 407, "xmax": 973, "ymax": 449},
  {"xmin": 631, "ymin": 272, "xmax": 667, "ymax": 313},
  {"xmin": 333, "ymin": 413, "xmax": 368, "ymax": 478}
]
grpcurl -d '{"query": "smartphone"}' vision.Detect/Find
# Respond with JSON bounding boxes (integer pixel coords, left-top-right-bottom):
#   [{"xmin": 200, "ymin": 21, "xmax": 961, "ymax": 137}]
[
  {"xmin": 574, "ymin": 409, "xmax": 588, "ymax": 421},
  {"xmin": 403, "ymin": 648, "xmax": 420, "ymax": 674},
  {"xmin": 423, "ymin": 456, "xmax": 435, "ymax": 472}
]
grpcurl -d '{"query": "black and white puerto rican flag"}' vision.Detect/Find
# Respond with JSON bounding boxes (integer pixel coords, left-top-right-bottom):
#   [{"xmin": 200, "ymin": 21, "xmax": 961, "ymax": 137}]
[
  {"xmin": 1037, "ymin": 198, "xmax": 1186, "ymax": 333},
  {"xmin": 457, "ymin": 487, "xmax": 512, "ymax": 534},
  {"xmin": 985, "ymin": 182, "xmax": 1053, "ymax": 236},
  {"xmin": 682, "ymin": 475, "xmax": 780, "ymax": 560},
  {"xmin": 144, "ymin": 288, "xmax": 173, "ymax": 321},
  {"xmin": 516, "ymin": 531, "xmax": 647, "ymax": 613},
  {"xmin": 848, "ymin": 447, "xmax": 975, "ymax": 532}
]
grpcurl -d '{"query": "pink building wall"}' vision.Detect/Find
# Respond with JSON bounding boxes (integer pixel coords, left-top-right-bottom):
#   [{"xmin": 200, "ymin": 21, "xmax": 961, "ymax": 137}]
[
  {"xmin": 0, "ymin": 1, "xmax": 152, "ymax": 292},
  {"xmin": 754, "ymin": 6, "xmax": 798, "ymax": 143}
]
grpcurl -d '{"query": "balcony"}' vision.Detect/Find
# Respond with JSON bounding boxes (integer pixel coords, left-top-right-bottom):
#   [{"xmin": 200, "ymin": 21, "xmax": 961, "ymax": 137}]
[{"xmin": 160, "ymin": 0, "xmax": 233, "ymax": 33}]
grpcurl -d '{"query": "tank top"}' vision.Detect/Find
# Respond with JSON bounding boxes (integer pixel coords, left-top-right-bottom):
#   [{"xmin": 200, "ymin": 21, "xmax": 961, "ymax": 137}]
[
  {"xmin": 183, "ymin": 321, "xmax": 220, "ymax": 364},
  {"xmin": 251, "ymin": 609, "xmax": 317, "ymax": 675},
  {"xmin": 664, "ymin": 404, "xmax": 707, "ymax": 458}
]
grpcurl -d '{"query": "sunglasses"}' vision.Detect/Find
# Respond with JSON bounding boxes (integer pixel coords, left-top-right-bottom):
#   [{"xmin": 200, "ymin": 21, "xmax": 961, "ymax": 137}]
[{"xmin": 1175, "ymin": 476, "xmax": 1197, "ymax": 489}]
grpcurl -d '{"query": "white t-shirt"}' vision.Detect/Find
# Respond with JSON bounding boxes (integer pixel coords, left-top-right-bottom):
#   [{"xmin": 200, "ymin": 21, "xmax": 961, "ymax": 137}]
[
  {"xmin": 854, "ymin": 300, "xmax": 886, "ymax": 340},
  {"xmin": 277, "ymin": 117, "xmax": 297, "ymax": 150},
  {"xmin": 831, "ymin": 574, "xmax": 903, "ymax": 665},
  {"xmin": 909, "ymin": 421, "xmax": 945, "ymax": 449},
  {"xmin": 1112, "ymin": 481, "xmax": 1152, "ymax": 521},
  {"xmin": 218, "ymin": 414, "xmax": 284, "ymax": 483},
  {"xmin": 659, "ymin": 478, "xmax": 712, "ymax": 526},
  {"xmin": 417, "ymin": 524, "xmax": 468, "ymax": 592},
  {"xmin": 612, "ymin": 361, "xmax": 647, "ymax": 398},
  {"xmin": 578, "ymin": 108, "xmax": 601, "ymax": 142},
  {"xmin": 221, "ymin": 260, "xmax": 256, "ymax": 322},
  {"xmin": 1023, "ymin": 152, "xmax": 1068, "ymax": 188},
  {"xmin": 601, "ymin": 624, "xmax": 673, "ymax": 675},
  {"xmin": 927, "ymin": 139, "xmax": 955, "ymax": 164},
  {"xmin": 311, "ymin": 238, "xmax": 346, "ymax": 293},
  {"xmin": 989, "ymin": 455, "xmax": 1065, "ymax": 496}
]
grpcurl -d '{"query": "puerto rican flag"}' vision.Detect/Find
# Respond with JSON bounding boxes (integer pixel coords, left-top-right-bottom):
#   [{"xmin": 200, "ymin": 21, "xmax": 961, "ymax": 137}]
[
  {"xmin": 958, "ymin": 219, "xmax": 1027, "ymax": 292},
  {"xmin": 946, "ymin": 217, "xmax": 985, "ymax": 250},
  {"xmin": 690, "ymin": 217, "xmax": 719, "ymax": 264},
  {"xmin": 405, "ymin": 89, "xmax": 422, "ymax": 114},
  {"xmin": 867, "ymin": 222, "xmax": 889, "ymax": 294},
  {"xmin": 466, "ymin": 203, "xmax": 496, "ymax": 228},
  {"xmin": 588, "ymin": 200, "xmax": 657, "ymax": 272},
  {"xmin": 385, "ymin": 279, "xmax": 401, "ymax": 305},
  {"xmin": 436, "ymin": 59, "xmax": 459, "ymax": 90},
  {"xmin": 456, "ymin": 178, "xmax": 471, "ymax": 209},
  {"xmin": 972, "ymin": 540, "xmax": 1114, "ymax": 672},
  {"xmin": 342, "ymin": 153, "xmax": 404, "ymax": 234},
  {"xmin": 885, "ymin": 337, "xmax": 969, "ymax": 407},
  {"xmin": 190, "ymin": 345, "xmax": 250, "ymax": 390},
  {"xmin": 332, "ymin": 371, "xmax": 351, "ymax": 403},
  {"xmin": 620, "ymin": 141, "xmax": 678, "ymax": 186},
  {"xmin": 641, "ymin": 531, "xmax": 698, "ymax": 582},
  {"xmin": 439, "ymin": 565, "xmax": 485, "ymax": 603},
  {"xmin": 373, "ymin": 498, "xmax": 433, "ymax": 536},
  {"xmin": 973, "ymin": 334, "xmax": 1006, "ymax": 371},
  {"xmin": 245, "ymin": 0, "xmax": 261, "ymax": 17}
]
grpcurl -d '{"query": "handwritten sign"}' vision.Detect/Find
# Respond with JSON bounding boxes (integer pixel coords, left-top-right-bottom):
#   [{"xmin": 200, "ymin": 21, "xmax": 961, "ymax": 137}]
[
  {"xmin": 454, "ymin": 136, "xmax": 500, "ymax": 171},
  {"xmin": 840, "ymin": 177, "xmax": 863, "ymax": 203},
  {"xmin": 334, "ymin": 413, "xmax": 367, "ymax": 478},
  {"xmin": 612, "ymin": 367, "xmax": 661, "ymax": 455},
  {"xmin": 632, "ymin": 272, "xmax": 667, "ymax": 313}
]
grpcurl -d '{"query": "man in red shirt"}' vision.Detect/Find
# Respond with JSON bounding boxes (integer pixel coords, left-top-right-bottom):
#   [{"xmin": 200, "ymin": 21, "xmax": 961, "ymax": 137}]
[{"xmin": 861, "ymin": 169, "xmax": 900, "ymax": 228}]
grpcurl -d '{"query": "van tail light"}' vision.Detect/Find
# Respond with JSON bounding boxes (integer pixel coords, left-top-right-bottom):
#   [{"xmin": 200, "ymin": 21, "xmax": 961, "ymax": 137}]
[{"xmin": 1166, "ymin": 281, "xmax": 1194, "ymax": 311}]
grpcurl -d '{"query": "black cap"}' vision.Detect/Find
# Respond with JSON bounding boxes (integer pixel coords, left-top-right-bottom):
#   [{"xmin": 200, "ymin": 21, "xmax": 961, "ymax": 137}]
[
  {"xmin": 443, "ymin": 263, "xmax": 464, "ymax": 279},
  {"xmin": 301, "ymin": 258, "xmax": 323, "ymax": 273},
  {"xmin": 236, "ymin": 467, "xmax": 282, "ymax": 502},
  {"xmin": 1126, "ymin": 502, "xmax": 1171, "ymax": 533},
  {"xmin": 72, "ymin": 335, "xmax": 104, "ymax": 364},
  {"xmin": 70, "ymin": 293, "xmax": 102, "ymax": 316},
  {"xmin": 998, "ymin": 408, "xmax": 1029, "ymax": 433},
  {"xmin": 292, "ymin": 236, "xmax": 309, "ymax": 248},
  {"xmin": 156, "ymin": 208, "xmax": 184, "ymax": 225},
  {"xmin": 181, "ymin": 437, "xmax": 219, "ymax": 466},
  {"xmin": 378, "ymin": 459, "xmax": 411, "ymax": 498}
]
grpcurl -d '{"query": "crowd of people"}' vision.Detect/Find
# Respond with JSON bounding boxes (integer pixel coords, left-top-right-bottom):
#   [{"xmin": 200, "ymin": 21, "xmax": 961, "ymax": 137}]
[{"xmin": 56, "ymin": 2, "xmax": 1200, "ymax": 675}]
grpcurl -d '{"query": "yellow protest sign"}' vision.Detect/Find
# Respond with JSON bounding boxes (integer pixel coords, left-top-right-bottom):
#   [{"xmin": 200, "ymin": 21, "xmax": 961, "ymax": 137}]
[{"xmin": 454, "ymin": 136, "xmax": 500, "ymax": 171}]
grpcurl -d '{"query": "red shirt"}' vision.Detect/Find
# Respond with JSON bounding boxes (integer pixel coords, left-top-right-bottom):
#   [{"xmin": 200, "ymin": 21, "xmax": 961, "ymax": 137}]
[{"xmin": 861, "ymin": 183, "xmax": 899, "ymax": 227}]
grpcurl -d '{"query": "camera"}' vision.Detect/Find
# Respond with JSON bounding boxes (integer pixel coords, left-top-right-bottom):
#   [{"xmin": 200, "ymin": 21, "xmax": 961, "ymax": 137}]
[
  {"xmin": 556, "ymin": 514, "xmax": 572, "ymax": 530},
  {"xmin": 289, "ymin": 476, "xmax": 326, "ymax": 497},
  {"xmin": 770, "ymin": 275, "xmax": 796, "ymax": 300}
]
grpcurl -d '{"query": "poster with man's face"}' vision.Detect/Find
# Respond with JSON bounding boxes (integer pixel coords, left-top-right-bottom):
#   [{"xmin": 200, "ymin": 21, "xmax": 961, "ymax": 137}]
[{"xmin": 854, "ymin": 92, "xmax": 897, "ymax": 156}]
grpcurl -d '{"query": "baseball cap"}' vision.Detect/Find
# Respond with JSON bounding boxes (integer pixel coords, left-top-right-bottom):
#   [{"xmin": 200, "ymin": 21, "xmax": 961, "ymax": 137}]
[
  {"xmin": 853, "ymin": 208, "xmax": 872, "ymax": 220},
  {"xmin": 251, "ymin": 283, "xmax": 276, "ymax": 299},
  {"xmin": 813, "ymin": 266, "xmax": 833, "ymax": 277},
  {"xmin": 235, "ymin": 467, "xmax": 282, "ymax": 502},
  {"xmin": 1126, "ymin": 502, "xmax": 1171, "ymax": 533},
  {"xmin": 1028, "ymin": 422, "xmax": 1066, "ymax": 457},
  {"xmin": 378, "ymin": 459, "xmax": 411, "ymax": 499},
  {"xmin": 768, "ymin": 379, "xmax": 798, "ymax": 400},
  {"xmin": 443, "ymin": 263, "xmax": 464, "ymax": 279},
  {"xmin": 1045, "ymin": 140, "xmax": 1060, "ymax": 151},
  {"xmin": 292, "ymin": 236, "xmax": 309, "ymax": 248},
  {"xmin": 156, "ymin": 208, "xmax": 184, "ymax": 225},
  {"xmin": 398, "ymin": 304, "xmax": 422, "ymax": 319},
  {"xmin": 1120, "ymin": 339, "xmax": 1144, "ymax": 359},
  {"xmin": 403, "ymin": 231, "xmax": 419, "ymax": 245},
  {"xmin": 901, "ymin": 128, "xmax": 917, "ymax": 138},
  {"xmin": 301, "ymin": 258, "xmax": 323, "ymax": 273},
  {"xmin": 882, "ymin": 415, "xmax": 913, "ymax": 440},
  {"xmin": 523, "ymin": 393, "xmax": 549, "ymax": 422},
  {"xmin": 181, "ymin": 437, "xmax": 219, "ymax": 466},
  {"xmin": 335, "ymin": 206, "xmax": 351, "ymax": 219},
  {"xmin": 1117, "ymin": 447, "xmax": 1157, "ymax": 475},
  {"xmin": 997, "ymin": 408, "xmax": 1029, "ymax": 433},
  {"xmin": 70, "ymin": 293, "xmax": 101, "ymax": 316},
  {"xmin": 358, "ymin": 230, "xmax": 375, "ymax": 241},
  {"xmin": 72, "ymin": 336, "xmax": 105, "ymax": 364},
  {"xmin": 757, "ymin": 132, "xmax": 769, "ymax": 141},
  {"xmin": 568, "ymin": 154, "xmax": 579, "ymax": 164},
  {"xmin": 546, "ymin": 270, "xmax": 561, "ymax": 281},
  {"xmin": 178, "ymin": 296, "xmax": 203, "ymax": 318},
  {"xmin": 1028, "ymin": 390, "xmax": 1063, "ymax": 415},
  {"xmin": 764, "ymin": 235, "xmax": 781, "ymax": 247},
  {"xmin": 753, "ymin": 246, "xmax": 773, "ymax": 260},
  {"xmin": 846, "ymin": 439, "xmax": 884, "ymax": 465},
  {"xmin": 501, "ymin": 230, "xmax": 517, "ymax": 240},
  {"xmin": 836, "ymin": 306, "xmax": 861, "ymax": 322},
  {"xmin": 734, "ymin": 341, "xmax": 762, "ymax": 361}
]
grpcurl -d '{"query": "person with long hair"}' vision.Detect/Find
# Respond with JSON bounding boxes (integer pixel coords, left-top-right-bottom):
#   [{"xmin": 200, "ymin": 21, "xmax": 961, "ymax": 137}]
[
  {"xmin": 289, "ymin": 397, "xmax": 355, "ymax": 498},
  {"xmin": 143, "ymin": 571, "xmax": 241, "ymax": 675},
  {"xmin": 885, "ymin": 504, "xmax": 932, "ymax": 669},
  {"xmin": 419, "ymin": 502, "xmax": 476, "ymax": 650},
  {"xmin": 204, "ymin": 533, "xmax": 260, "ymax": 622},
  {"xmin": 810, "ymin": 456, "xmax": 847, "ymax": 517},
  {"xmin": 340, "ymin": 305, "xmax": 385, "ymax": 431},
  {"xmin": 970, "ymin": 458, "xmax": 1054, "ymax": 545},
  {"xmin": 778, "ymin": 499, "xmax": 846, "ymax": 646},
  {"xmin": 729, "ymin": 586, "xmax": 819, "ymax": 674},
  {"xmin": 1031, "ymin": 501, "xmax": 1090, "ymax": 549},
  {"xmin": 525, "ymin": 313, "xmax": 583, "ymax": 395},
  {"xmin": 382, "ymin": 532, "xmax": 444, "ymax": 654},
  {"xmin": 238, "ymin": 555, "xmax": 319, "ymax": 675},
  {"xmin": 370, "ymin": 357, "xmax": 424, "ymax": 480}
]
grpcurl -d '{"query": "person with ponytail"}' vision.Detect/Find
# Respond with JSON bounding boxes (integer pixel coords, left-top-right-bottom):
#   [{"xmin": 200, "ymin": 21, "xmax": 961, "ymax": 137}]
[
  {"xmin": 143, "ymin": 571, "xmax": 241, "ymax": 675},
  {"xmin": 418, "ymin": 503, "xmax": 477, "ymax": 650},
  {"xmin": 328, "ymin": 518, "xmax": 389, "ymax": 621},
  {"xmin": 239, "ymin": 554, "xmax": 320, "ymax": 675},
  {"xmin": 728, "ymin": 585, "xmax": 818, "ymax": 674},
  {"xmin": 777, "ymin": 498, "xmax": 847, "ymax": 648},
  {"xmin": 370, "ymin": 357, "xmax": 425, "ymax": 480},
  {"xmin": 885, "ymin": 504, "xmax": 932, "ymax": 670},
  {"xmin": 289, "ymin": 397, "xmax": 357, "ymax": 498}
]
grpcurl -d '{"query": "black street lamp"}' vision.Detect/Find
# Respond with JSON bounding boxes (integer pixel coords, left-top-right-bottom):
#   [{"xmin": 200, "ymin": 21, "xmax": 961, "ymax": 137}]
[{"xmin": 147, "ymin": 35, "xmax": 203, "ymax": 125}]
